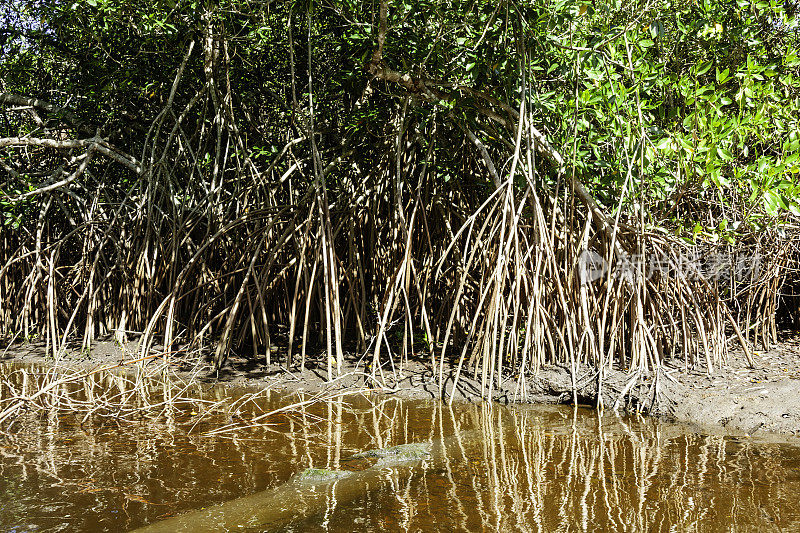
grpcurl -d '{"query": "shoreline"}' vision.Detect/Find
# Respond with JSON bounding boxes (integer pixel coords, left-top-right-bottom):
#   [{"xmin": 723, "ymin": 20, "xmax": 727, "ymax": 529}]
[{"xmin": 3, "ymin": 333, "xmax": 800, "ymax": 440}]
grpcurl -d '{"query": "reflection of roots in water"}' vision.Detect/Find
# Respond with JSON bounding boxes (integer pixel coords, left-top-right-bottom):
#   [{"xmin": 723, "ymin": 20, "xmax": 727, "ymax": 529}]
[
  {"xmin": 136, "ymin": 395, "xmax": 795, "ymax": 532},
  {"xmin": 434, "ymin": 404, "xmax": 792, "ymax": 532},
  {"xmin": 309, "ymin": 400, "xmax": 794, "ymax": 532},
  {"xmin": 0, "ymin": 359, "xmax": 363, "ymax": 432},
  {"xmin": 0, "ymin": 357, "xmax": 213, "ymax": 426},
  {"xmin": 0, "ymin": 379, "xmax": 796, "ymax": 532}
]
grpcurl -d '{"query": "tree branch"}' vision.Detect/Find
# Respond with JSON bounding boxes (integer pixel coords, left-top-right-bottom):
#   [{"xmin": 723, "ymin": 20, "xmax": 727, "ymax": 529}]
[
  {"xmin": 0, "ymin": 93, "xmax": 84, "ymax": 128},
  {"xmin": 4, "ymin": 145, "xmax": 97, "ymax": 201},
  {"xmin": 368, "ymin": 0, "xmax": 389, "ymax": 73},
  {"xmin": 0, "ymin": 136, "xmax": 141, "ymax": 174},
  {"xmin": 454, "ymin": 118, "xmax": 501, "ymax": 188}
]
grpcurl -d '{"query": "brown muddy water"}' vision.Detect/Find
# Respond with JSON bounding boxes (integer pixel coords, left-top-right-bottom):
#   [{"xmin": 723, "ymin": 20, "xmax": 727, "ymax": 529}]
[{"xmin": 1, "ymin": 363, "xmax": 799, "ymax": 532}]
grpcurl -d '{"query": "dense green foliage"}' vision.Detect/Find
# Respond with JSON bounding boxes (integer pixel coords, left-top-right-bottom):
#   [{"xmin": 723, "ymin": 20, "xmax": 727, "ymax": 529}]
[
  {"xmin": 0, "ymin": 0, "xmax": 797, "ymax": 386},
  {"xmin": 4, "ymin": 0, "xmax": 798, "ymax": 231}
]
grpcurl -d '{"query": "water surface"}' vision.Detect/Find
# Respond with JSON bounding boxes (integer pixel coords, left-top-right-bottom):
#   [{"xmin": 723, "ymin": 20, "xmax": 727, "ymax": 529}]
[{"xmin": 1, "ymin": 363, "xmax": 799, "ymax": 532}]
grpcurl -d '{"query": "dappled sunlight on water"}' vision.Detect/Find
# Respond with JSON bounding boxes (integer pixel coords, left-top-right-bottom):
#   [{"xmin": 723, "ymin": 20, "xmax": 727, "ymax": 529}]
[{"xmin": 1, "ymin": 363, "xmax": 799, "ymax": 532}]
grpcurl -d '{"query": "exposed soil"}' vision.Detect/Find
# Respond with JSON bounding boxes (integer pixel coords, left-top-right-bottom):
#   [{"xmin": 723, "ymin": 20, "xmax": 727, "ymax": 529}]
[
  {"xmin": 663, "ymin": 334, "xmax": 800, "ymax": 437},
  {"xmin": 3, "ymin": 332, "xmax": 800, "ymax": 439}
]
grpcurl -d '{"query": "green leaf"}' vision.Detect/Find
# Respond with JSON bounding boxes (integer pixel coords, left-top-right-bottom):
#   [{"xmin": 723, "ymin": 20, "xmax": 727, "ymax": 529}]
[
  {"xmin": 696, "ymin": 61, "xmax": 713, "ymax": 76},
  {"xmin": 649, "ymin": 21, "xmax": 664, "ymax": 39},
  {"xmin": 655, "ymin": 137, "xmax": 672, "ymax": 150},
  {"xmin": 763, "ymin": 190, "xmax": 784, "ymax": 215},
  {"xmin": 717, "ymin": 147, "xmax": 734, "ymax": 161}
]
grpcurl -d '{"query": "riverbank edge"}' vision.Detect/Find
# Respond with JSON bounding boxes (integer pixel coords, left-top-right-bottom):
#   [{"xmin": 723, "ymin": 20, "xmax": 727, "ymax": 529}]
[{"xmin": 2, "ymin": 333, "xmax": 800, "ymax": 440}]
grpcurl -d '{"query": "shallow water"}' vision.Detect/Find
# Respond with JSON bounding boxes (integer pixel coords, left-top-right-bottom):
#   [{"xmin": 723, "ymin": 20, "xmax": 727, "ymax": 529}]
[{"xmin": 1, "ymin": 364, "xmax": 799, "ymax": 532}]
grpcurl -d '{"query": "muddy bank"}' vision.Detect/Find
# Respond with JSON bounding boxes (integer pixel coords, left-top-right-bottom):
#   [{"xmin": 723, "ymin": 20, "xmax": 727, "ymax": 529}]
[
  {"xmin": 663, "ymin": 335, "xmax": 800, "ymax": 437},
  {"xmin": 3, "ymin": 333, "xmax": 800, "ymax": 439}
]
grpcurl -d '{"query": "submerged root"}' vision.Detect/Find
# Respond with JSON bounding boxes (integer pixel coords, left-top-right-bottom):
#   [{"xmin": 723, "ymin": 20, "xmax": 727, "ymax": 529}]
[
  {"xmin": 294, "ymin": 442, "xmax": 432, "ymax": 484},
  {"xmin": 348, "ymin": 442, "xmax": 432, "ymax": 463},
  {"xmin": 294, "ymin": 468, "xmax": 352, "ymax": 482}
]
